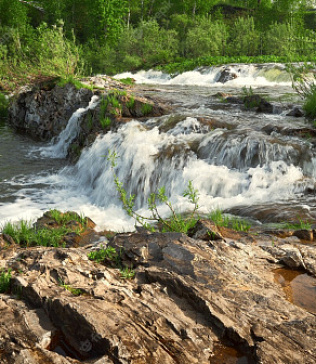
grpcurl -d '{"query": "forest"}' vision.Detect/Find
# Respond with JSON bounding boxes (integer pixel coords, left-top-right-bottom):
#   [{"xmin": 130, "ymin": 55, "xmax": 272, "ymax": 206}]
[{"xmin": 0, "ymin": 0, "xmax": 316, "ymax": 90}]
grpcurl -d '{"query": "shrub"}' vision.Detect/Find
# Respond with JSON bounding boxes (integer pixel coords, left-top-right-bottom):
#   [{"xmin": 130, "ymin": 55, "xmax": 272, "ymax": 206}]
[
  {"xmin": 186, "ymin": 16, "xmax": 228, "ymax": 58},
  {"xmin": 288, "ymin": 63, "xmax": 316, "ymax": 122},
  {"xmin": 107, "ymin": 151, "xmax": 199, "ymax": 234}
]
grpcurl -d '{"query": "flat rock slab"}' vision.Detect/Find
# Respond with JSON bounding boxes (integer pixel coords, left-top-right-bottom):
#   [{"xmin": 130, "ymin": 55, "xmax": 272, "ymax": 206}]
[{"xmin": 0, "ymin": 231, "xmax": 315, "ymax": 363}]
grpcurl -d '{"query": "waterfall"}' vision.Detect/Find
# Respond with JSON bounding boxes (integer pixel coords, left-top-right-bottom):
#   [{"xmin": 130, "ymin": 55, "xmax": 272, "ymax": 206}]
[{"xmin": 40, "ymin": 95, "xmax": 99, "ymax": 158}]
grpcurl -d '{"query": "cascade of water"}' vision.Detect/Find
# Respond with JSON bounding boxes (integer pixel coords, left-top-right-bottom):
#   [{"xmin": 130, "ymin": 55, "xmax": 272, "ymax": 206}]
[
  {"xmin": 115, "ymin": 63, "xmax": 291, "ymax": 88},
  {"xmin": 72, "ymin": 117, "xmax": 311, "ymax": 218},
  {"xmin": 40, "ymin": 95, "xmax": 99, "ymax": 158}
]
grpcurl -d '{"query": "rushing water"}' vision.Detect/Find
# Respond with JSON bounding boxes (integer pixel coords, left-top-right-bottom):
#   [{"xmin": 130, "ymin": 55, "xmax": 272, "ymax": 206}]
[{"xmin": 1, "ymin": 64, "xmax": 316, "ymax": 231}]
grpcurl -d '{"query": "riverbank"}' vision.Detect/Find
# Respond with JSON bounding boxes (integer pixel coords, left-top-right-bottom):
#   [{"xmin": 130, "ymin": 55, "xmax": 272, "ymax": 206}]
[{"xmin": 0, "ymin": 210, "xmax": 316, "ymax": 363}]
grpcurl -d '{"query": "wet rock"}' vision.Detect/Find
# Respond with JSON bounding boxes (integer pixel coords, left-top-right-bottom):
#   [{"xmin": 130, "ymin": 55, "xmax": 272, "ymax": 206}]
[
  {"xmin": 293, "ymin": 229, "xmax": 314, "ymax": 241},
  {"xmin": 8, "ymin": 77, "xmax": 170, "ymax": 154},
  {"xmin": 225, "ymin": 96, "xmax": 244, "ymax": 104},
  {"xmin": 286, "ymin": 107, "xmax": 304, "ymax": 117},
  {"xmin": 216, "ymin": 68, "xmax": 238, "ymax": 83},
  {"xmin": 187, "ymin": 219, "xmax": 223, "ymax": 240},
  {"xmin": 9, "ymin": 84, "xmax": 93, "ymax": 141}
]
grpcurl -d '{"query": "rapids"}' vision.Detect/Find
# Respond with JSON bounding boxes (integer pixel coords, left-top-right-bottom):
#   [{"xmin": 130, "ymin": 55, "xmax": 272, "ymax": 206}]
[{"xmin": 1, "ymin": 64, "xmax": 316, "ymax": 231}]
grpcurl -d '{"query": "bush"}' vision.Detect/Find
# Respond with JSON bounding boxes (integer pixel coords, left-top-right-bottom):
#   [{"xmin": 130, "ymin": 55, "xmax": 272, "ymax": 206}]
[
  {"xmin": 0, "ymin": 92, "xmax": 9, "ymax": 118},
  {"xmin": 228, "ymin": 17, "xmax": 259, "ymax": 56},
  {"xmin": 289, "ymin": 63, "xmax": 316, "ymax": 121},
  {"xmin": 186, "ymin": 16, "xmax": 228, "ymax": 58}
]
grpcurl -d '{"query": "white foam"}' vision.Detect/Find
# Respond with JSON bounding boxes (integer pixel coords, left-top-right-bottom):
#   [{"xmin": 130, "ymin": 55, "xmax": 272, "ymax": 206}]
[
  {"xmin": 115, "ymin": 64, "xmax": 291, "ymax": 88},
  {"xmin": 39, "ymin": 95, "xmax": 99, "ymax": 158}
]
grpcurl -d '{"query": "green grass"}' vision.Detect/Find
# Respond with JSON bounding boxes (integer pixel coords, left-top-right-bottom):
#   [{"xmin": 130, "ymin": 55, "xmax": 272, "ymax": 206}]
[
  {"xmin": 88, "ymin": 246, "xmax": 118, "ymax": 263},
  {"xmin": 161, "ymin": 214, "xmax": 198, "ymax": 234},
  {"xmin": 141, "ymin": 103, "xmax": 153, "ymax": 115},
  {"xmin": 1, "ymin": 219, "xmax": 79, "ymax": 247},
  {"xmin": 0, "ymin": 269, "xmax": 11, "ymax": 293},
  {"xmin": 117, "ymin": 77, "xmax": 135, "ymax": 86},
  {"xmin": 156, "ymin": 55, "xmax": 315, "ymax": 75},
  {"xmin": 88, "ymin": 246, "xmax": 136, "ymax": 279},
  {"xmin": 107, "ymin": 94, "xmax": 121, "ymax": 108},
  {"xmin": 284, "ymin": 219, "xmax": 311, "ymax": 230},
  {"xmin": 209, "ymin": 209, "xmax": 251, "ymax": 232},
  {"xmin": 86, "ymin": 113, "xmax": 94, "ymax": 130},
  {"xmin": 126, "ymin": 95, "xmax": 135, "ymax": 109},
  {"xmin": 56, "ymin": 76, "xmax": 93, "ymax": 90},
  {"xmin": 49, "ymin": 209, "xmax": 87, "ymax": 227},
  {"xmin": 120, "ymin": 266, "xmax": 135, "ymax": 280},
  {"xmin": 59, "ymin": 280, "xmax": 83, "ymax": 296},
  {"xmin": 100, "ymin": 116, "xmax": 112, "ymax": 129}
]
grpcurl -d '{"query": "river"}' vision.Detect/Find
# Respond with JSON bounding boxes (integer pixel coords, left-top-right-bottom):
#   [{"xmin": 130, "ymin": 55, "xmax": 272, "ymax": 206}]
[{"xmin": 1, "ymin": 64, "xmax": 316, "ymax": 232}]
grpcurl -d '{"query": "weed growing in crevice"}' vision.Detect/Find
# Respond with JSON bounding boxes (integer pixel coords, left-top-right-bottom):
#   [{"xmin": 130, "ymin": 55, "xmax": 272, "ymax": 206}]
[
  {"xmin": 88, "ymin": 245, "xmax": 135, "ymax": 279},
  {"xmin": 209, "ymin": 209, "xmax": 251, "ymax": 232},
  {"xmin": 0, "ymin": 269, "xmax": 11, "ymax": 293},
  {"xmin": 141, "ymin": 103, "xmax": 153, "ymax": 115},
  {"xmin": 100, "ymin": 116, "xmax": 111, "ymax": 129},
  {"xmin": 58, "ymin": 279, "xmax": 83, "ymax": 296},
  {"xmin": 283, "ymin": 218, "xmax": 311, "ymax": 230},
  {"xmin": 126, "ymin": 95, "xmax": 135, "ymax": 109}
]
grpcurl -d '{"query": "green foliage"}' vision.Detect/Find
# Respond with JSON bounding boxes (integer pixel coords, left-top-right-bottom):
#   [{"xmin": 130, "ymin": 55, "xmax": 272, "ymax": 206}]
[
  {"xmin": 49, "ymin": 209, "xmax": 88, "ymax": 227},
  {"xmin": 141, "ymin": 103, "xmax": 153, "ymax": 115},
  {"xmin": 229, "ymin": 16, "xmax": 259, "ymax": 56},
  {"xmin": 120, "ymin": 266, "xmax": 135, "ymax": 280},
  {"xmin": 118, "ymin": 77, "xmax": 135, "ymax": 86},
  {"xmin": 100, "ymin": 116, "xmax": 112, "ymax": 129},
  {"xmin": 288, "ymin": 63, "xmax": 316, "ymax": 121},
  {"xmin": 126, "ymin": 96, "xmax": 135, "ymax": 109},
  {"xmin": 186, "ymin": 16, "xmax": 228, "ymax": 58},
  {"xmin": 284, "ymin": 219, "xmax": 311, "ymax": 230},
  {"xmin": 88, "ymin": 244, "xmax": 135, "ymax": 279},
  {"xmin": 209, "ymin": 209, "xmax": 251, "ymax": 232},
  {"xmin": 107, "ymin": 151, "xmax": 199, "ymax": 234},
  {"xmin": 1, "ymin": 0, "xmax": 316, "ymax": 85},
  {"xmin": 56, "ymin": 76, "xmax": 92, "ymax": 90},
  {"xmin": 0, "ymin": 93, "xmax": 9, "ymax": 118},
  {"xmin": 1, "ymin": 215, "xmax": 86, "ymax": 247},
  {"xmin": 0, "ymin": 269, "xmax": 11, "ymax": 293},
  {"xmin": 59, "ymin": 280, "xmax": 83, "ymax": 296},
  {"xmin": 88, "ymin": 246, "xmax": 118, "ymax": 263}
]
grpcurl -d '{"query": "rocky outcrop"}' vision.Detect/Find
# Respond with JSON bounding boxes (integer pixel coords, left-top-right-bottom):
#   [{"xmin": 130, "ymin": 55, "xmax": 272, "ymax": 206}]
[
  {"xmin": 9, "ymin": 83, "xmax": 93, "ymax": 140},
  {"xmin": 0, "ymin": 213, "xmax": 316, "ymax": 363},
  {"xmin": 8, "ymin": 76, "xmax": 170, "ymax": 158}
]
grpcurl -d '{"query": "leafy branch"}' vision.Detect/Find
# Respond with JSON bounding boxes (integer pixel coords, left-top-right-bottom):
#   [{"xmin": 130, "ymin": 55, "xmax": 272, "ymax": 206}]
[{"xmin": 107, "ymin": 151, "xmax": 199, "ymax": 233}]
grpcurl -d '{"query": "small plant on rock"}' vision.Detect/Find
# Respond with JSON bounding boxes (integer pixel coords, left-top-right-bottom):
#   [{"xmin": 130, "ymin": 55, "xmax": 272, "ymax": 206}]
[
  {"xmin": 0, "ymin": 269, "xmax": 11, "ymax": 293},
  {"xmin": 100, "ymin": 116, "xmax": 112, "ymax": 129},
  {"xmin": 88, "ymin": 245, "xmax": 118, "ymax": 263},
  {"xmin": 141, "ymin": 103, "xmax": 153, "ymax": 116},
  {"xmin": 107, "ymin": 151, "xmax": 199, "ymax": 233}
]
